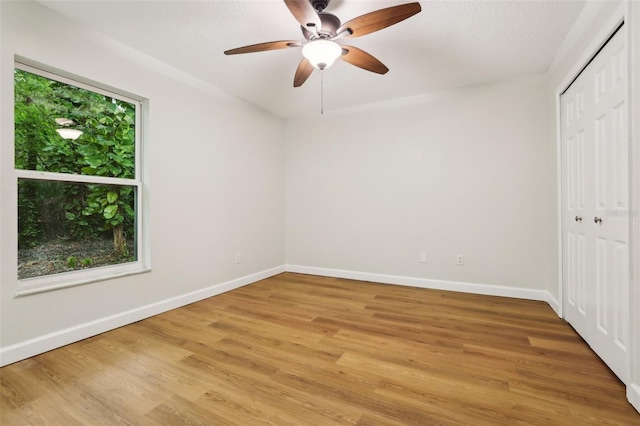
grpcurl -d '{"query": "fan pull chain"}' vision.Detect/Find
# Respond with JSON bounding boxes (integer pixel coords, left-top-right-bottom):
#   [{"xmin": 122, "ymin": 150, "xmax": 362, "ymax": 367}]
[{"xmin": 320, "ymin": 70, "xmax": 324, "ymax": 115}]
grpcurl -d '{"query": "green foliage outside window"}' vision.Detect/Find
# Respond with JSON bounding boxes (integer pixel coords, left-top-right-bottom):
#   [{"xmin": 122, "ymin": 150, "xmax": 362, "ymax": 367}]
[{"xmin": 15, "ymin": 68, "xmax": 138, "ymax": 277}]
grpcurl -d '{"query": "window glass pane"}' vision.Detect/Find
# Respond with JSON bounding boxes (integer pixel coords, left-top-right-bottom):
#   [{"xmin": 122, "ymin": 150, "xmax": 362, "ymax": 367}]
[
  {"xmin": 18, "ymin": 179, "xmax": 137, "ymax": 280},
  {"xmin": 14, "ymin": 69, "xmax": 136, "ymax": 178}
]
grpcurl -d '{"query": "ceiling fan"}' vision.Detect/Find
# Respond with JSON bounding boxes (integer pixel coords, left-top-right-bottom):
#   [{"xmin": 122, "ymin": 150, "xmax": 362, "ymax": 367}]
[{"xmin": 224, "ymin": 0, "xmax": 422, "ymax": 87}]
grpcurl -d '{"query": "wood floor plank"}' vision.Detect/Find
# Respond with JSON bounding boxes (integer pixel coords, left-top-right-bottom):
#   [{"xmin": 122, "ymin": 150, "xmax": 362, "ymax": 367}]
[
  {"xmin": 180, "ymin": 352, "xmax": 361, "ymax": 425},
  {"xmin": 373, "ymin": 379, "xmax": 569, "ymax": 426},
  {"xmin": 1, "ymin": 272, "xmax": 638, "ymax": 425}
]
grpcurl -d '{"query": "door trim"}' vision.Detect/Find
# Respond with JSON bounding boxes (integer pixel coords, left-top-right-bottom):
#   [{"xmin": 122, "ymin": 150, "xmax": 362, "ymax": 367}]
[{"xmin": 629, "ymin": 0, "xmax": 640, "ymax": 415}]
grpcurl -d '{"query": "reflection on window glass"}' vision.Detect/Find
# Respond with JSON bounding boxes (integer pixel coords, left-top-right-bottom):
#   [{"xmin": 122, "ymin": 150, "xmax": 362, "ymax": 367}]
[{"xmin": 14, "ymin": 69, "xmax": 135, "ymax": 178}]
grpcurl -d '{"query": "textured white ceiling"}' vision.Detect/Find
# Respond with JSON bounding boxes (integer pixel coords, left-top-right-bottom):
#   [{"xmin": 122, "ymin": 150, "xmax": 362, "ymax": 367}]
[{"xmin": 38, "ymin": 0, "xmax": 585, "ymax": 118}]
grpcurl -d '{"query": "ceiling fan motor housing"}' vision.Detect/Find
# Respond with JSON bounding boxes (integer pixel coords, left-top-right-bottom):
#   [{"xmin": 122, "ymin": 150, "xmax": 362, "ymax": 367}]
[{"xmin": 302, "ymin": 12, "xmax": 341, "ymax": 40}]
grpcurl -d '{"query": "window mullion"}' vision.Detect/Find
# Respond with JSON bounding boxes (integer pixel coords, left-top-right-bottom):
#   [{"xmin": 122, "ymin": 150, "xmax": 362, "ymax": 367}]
[{"xmin": 15, "ymin": 169, "xmax": 139, "ymax": 186}]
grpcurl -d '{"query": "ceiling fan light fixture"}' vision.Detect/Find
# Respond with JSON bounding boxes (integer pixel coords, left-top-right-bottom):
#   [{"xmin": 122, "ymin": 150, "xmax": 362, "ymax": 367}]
[{"xmin": 302, "ymin": 39, "xmax": 342, "ymax": 70}]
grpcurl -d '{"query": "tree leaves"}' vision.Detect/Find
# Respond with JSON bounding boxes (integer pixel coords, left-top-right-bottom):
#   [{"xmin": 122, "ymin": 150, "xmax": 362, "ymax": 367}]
[{"xmin": 103, "ymin": 204, "xmax": 118, "ymax": 220}]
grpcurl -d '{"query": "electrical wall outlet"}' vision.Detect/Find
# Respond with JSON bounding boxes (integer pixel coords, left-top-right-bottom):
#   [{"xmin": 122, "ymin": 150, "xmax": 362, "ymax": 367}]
[
  {"xmin": 456, "ymin": 254, "xmax": 464, "ymax": 266},
  {"xmin": 419, "ymin": 251, "xmax": 427, "ymax": 263},
  {"xmin": 235, "ymin": 253, "xmax": 241, "ymax": 264}
]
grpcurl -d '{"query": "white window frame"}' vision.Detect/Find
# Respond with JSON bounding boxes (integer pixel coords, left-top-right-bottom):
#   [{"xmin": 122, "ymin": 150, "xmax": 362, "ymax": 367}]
[{"xmin": 14, "ymin": 62, "xmax": 149, "ymax": 296}]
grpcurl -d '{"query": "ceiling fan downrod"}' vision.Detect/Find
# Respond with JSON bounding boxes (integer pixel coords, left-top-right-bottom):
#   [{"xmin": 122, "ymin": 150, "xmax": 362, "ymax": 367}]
[{"xmin": 310, "ymin": 0, "xmax": 329, "ymax": 13}]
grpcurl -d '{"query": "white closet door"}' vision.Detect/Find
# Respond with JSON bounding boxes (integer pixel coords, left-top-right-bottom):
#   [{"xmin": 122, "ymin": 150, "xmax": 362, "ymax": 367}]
[
  {"xmin": 561, "ymin": 25, "xmax": 629, "ymax": 384},
  {"xmin": 562, "ymin": 65, "xmax": 591, "ymax": 342}
]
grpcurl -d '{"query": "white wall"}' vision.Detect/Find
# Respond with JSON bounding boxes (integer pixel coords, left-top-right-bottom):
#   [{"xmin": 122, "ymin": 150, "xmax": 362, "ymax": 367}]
[
  {"xmin": 285, "ymin": 76, "xmax": 551, "ymax": 297},
  {"xmin": 0, "ymin": 1, "xmax": 285, "ymax": 364}
]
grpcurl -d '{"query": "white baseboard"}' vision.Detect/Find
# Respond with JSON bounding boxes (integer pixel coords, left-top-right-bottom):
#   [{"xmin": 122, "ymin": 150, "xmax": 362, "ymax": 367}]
[
  {"xmin": 285, "ymin": 265, "xmax": 552, "ymax": 302},
  {"xmin": 545, "ymin": 292, "xmax": 562, "ymax": 317},
  {"xmin": 629, "ymin": 383, "xmax": 640, "ymax": 414},
  {"xmin": 0, "ymin": 265, "xmax": 285, "ymax": 367}
]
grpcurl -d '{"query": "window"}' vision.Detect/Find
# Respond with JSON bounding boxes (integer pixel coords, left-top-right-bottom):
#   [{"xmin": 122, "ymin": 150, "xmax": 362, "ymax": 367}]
[{"xmin": 14, "ymin": 63, "xmax": 146, "ymax": 293}]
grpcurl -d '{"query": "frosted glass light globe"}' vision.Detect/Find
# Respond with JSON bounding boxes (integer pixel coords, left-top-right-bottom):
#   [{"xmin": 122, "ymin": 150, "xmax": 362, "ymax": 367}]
[{"xmin": 302, "ymin": 40, "xmax": 342, "ymax": 70}]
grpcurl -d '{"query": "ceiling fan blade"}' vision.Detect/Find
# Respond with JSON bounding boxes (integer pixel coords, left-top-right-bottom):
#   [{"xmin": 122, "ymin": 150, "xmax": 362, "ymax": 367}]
[
  {"xmin": 224, "ymin": 40, "xmax": 300, "ymax": 55},
  {"xmin": 341, "ymin": 46, "xmax": 389, "ymax": 74},
  {"xmin": 337, "ymin": 2, "xmax": 421, "ymax": 39},
  {"xmin": 294, "ymin": 58, "xmax": 314, "ymax": 87},
  {"xmin": 284, "ymin": 0, "xmax": 322, "ymax": 31}
]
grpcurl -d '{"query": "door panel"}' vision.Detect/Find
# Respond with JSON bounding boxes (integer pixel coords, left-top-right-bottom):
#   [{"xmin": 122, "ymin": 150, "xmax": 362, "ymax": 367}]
[
  {"xmin": 563, "ymin": 79, "xmax": 591, "ymax": 339},
  {"xmin": 613, "ymin": 239, "xmax": 629, "ymax": 350},
  {"xmin": 595, "ymin": 236, "xmax": 608, "ymax": 333}
]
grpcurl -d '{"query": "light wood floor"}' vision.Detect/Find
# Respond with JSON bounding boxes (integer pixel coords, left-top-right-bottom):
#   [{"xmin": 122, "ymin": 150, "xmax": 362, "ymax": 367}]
[{"xmin": 2, "ymin": 272, "xmax": 639, "ymax": 425}]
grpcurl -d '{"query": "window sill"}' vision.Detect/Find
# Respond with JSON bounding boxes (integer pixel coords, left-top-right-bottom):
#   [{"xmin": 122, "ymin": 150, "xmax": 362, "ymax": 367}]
[{"xmin": 15, "ymin": 264, "xmax": 152, "ymax": 297}]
